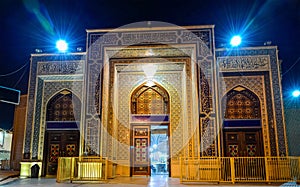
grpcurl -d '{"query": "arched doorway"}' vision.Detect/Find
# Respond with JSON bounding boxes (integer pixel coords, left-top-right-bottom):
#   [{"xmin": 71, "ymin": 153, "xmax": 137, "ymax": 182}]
[
  {"xmin": 43, "ymin": 89, "xmax": 81, "ymax": 176},
  {"xmin": 130, "ymin": 82, "xmax": 170, "ymax": 176},
  {"xmin": 222, "ymin": 86, "xmax": 264, "ymax": 157}
]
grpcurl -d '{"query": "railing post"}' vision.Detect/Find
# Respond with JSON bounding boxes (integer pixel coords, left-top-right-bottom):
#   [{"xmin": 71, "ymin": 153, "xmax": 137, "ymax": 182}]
[
  {"xmin": 105, "ymin": 157, "xmax": 108, "ymax": 180},
  {"xmin": 230, "ymin": 157, "xmax": 235, "ymax": 184},
  {"xmin": 180, "ymin": 157, "xmax": 182, "ymax": 182},
  {"xmin": 70, "ymin": 157, "xmax": 74, "ymax": 182},
  {"xmin": 56, "ymin": 157, "xmax": 61, "ymax": 182},
  {"xmin": 298, "ymin": 157, "xmax": 300, "ymax": 182},
  {"xmin": 218, "ymin": 157, "xmax": 221, "ymax": 181},
  {"xmin": 265, "ymin": 157, "xmax": 270, "ymax": 183}
]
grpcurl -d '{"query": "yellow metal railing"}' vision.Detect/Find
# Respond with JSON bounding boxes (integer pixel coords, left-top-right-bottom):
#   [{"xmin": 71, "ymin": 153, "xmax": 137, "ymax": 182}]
[
  {"xmin": 180, "ymin": 157, "xmax": 221, "ymax": 182},
  {"xmin": 57, "ymin": 156, "xmax": 108, "ymax": 183},
  {"xmin": 56, "ymin": 157, "xmax": 74, "ymax": 182},
  {"xmin": 180, "ymin": 157, "xmax": 300, "ymax": 184}
]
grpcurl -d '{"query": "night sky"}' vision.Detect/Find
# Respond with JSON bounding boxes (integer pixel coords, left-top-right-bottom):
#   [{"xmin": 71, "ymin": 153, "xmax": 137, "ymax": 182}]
[{"xmin": 0, "ymin": 0, "xmax": 299, "ymax": 130}]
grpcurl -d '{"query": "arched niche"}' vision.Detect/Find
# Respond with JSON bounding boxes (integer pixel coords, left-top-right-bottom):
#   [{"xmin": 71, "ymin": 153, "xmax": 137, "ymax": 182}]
[
  {"xmin": 222, "ymin": 86, "xmax": 261, "ymax": 120},
  {"xmin": 131, "ymin": 82, "xmax": 169, "ymax": 115},
  {"xmin": 46, "ymin": 89, "xmax": 81, "ymax": 122}
]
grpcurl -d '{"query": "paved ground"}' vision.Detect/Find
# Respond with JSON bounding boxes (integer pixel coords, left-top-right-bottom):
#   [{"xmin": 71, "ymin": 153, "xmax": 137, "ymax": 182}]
[
  {"xmin": 0, "ymin": 170, "xmax": 20, "ymax": 185},
  {"xmin": 0, "ymin": 172, "xmax": 299, "ymax": 187},
  {"xmin": 0, "ymin": 170, "xmax": 19, "ymax": 179}
]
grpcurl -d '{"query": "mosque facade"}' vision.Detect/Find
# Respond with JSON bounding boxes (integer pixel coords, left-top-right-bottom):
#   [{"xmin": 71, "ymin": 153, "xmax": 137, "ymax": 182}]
[{"xmin": 19, "ymin": 25, "xmax": 289, "ymax": 180}]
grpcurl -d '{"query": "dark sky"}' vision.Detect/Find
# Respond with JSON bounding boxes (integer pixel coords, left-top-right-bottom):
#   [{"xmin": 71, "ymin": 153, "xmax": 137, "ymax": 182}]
[{"xmin": 0, "ymin": 0, "xmax": 299, "ymax": 129}]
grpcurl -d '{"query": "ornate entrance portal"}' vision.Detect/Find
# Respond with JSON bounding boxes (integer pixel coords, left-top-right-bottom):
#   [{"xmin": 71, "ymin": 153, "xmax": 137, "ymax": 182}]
[
  {"xmin": 84, "ymin": 26, "xmax": 219, "ymax": 178},
  {"xmin": 44, "ymin": 90, "xmax": 80, "ymax": 176},
  {"xmin": 222, "ymin": 86, "xmax": 264, "ymax": 157}
]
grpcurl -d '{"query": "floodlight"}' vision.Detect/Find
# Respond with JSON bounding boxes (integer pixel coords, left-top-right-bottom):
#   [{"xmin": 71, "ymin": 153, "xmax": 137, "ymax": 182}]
[
  {"xmin": 35, "ymin": 49, "xmax": 43, "ymax": 53},
  {"xmin": 292, "ymin": 90, "xmax": 300, "ymax": 98},
  {"xmin": 230, "ymin": 35, "xmax": 242, "ymax": 47},
  {"xmin": 56, "ymin": 39, "xmax": 68, "ymax": 52},
  {"xmin": 76, "ymin": 47, "xmax": 83, "ymax": 52}
]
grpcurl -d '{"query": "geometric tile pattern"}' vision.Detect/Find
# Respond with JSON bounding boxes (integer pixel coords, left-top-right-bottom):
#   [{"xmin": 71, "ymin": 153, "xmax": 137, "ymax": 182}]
[
  {"xmin": 224, "ymin": 89, "xmax": 260, "ymax": 119},
  {"xmin": 136, "ymin": 87, "xmax": 165, "ymax": 114},
  {"xmin": 85, "ymin": 118, "xmax": 100, "ymax": 156},
  {"xmin": 66, "ymin": 144, "xmax": 76, "ymax": 156},
  {"xmin": 264, "ymin": 73, "xmax": 278, "ymax": 156},
  {"xmin": 247, "ymin": 144, "xmax": 256, "ymax": 157},
  {"xmin": 265, "ymin": 48, "xmax": 287, "ymax": 156},
  {"xmin": 31, "ymin": 78, "xmax": 44, "ymax": 159},
  {"xmin": 49, "ymin": 144, "xmax": 60, "ymax": 163},
  {"xmin": 46, "ymin": 91, "xmax": 80, "ymax": 121},
  {"xmin": 229, "ymin": 144, "xmax": 239, "ymax": 157}
]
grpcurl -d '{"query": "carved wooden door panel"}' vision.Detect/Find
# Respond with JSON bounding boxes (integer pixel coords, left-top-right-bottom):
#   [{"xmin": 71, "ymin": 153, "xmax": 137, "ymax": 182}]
[
  {"xmin": 45, "ymin": 130, "xmax": 79, "ymax": 176},
  {"xmin": 224, "ymin": 130, "xmax": 264, "ymax": 179},
  {"xmin": 132, "ymin": 126, "xmax": 150, "ymax": 175},
  {"xmin": 224, "ymin": 130, "xmax": 262, "ymax": 157}
]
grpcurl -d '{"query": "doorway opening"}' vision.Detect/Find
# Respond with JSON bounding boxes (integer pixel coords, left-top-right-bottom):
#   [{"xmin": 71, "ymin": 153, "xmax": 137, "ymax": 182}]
[
  {"xmin": 150, "ymin": 125, "xmax": 169, "ymax": 175},
  {"xmin": 131, "ymin": 124, "xmax": 170, "ymax": 176}
]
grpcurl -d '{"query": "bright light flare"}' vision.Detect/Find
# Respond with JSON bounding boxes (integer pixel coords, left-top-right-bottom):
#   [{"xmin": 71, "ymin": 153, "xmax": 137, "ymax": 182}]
[
  {"xmin": 230, "ymin": 35, "xmax": 242, "ymax": 47},
  {"xmin": 292, "ymin": 90, "xmax": 300, "ymax": 98},
  {"xmin": 56, "ymin": 40, "xmax": 68, "ymax": 52},
  {"xmin": 142, "ymin": 64, "xmax": 157, "ymax": 78}
]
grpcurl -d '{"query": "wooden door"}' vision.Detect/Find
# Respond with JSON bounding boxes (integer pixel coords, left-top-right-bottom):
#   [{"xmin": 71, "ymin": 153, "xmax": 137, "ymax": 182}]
[
  {"xmin": 224, "ymin": 130, "xmax": 263, "ymax": 157},
  {"xmin": 45, "ymin": 130, "xmax": 79, "ymax": 176},
  {"xmin": 132, "ymin": 126, "xmax": 150, "ymax": 175}
]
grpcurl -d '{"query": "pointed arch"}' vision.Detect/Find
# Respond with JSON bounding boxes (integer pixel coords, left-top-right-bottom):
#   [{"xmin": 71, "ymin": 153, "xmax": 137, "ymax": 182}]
[
  {"xmin": 46, "ymin": 89, "xmax": 81, "ymax": 121},
  {"xmin": 222, "ymin": 86, "xmax": 261, "ymax": 119},
  {"xmin": 131, "ymin": 82, "xmax": 169, "ymax": 114}
]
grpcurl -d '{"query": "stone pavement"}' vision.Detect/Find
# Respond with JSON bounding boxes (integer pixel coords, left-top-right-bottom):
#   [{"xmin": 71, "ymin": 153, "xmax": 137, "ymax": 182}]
[
  {"xmin": 0, "ymin": 170, "xmax": 20, "ymax": 185},
  {"xmin": 0, "ymin": 174, "xmax": 299, "ymax": 187}
]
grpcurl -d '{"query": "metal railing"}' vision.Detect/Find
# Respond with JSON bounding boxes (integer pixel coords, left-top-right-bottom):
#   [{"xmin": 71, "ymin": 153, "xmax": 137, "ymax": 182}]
[
  {"xmin": 180, "ymin": 157, "xmax": 300, "ymax": 184},
  {"xmin": 57, "ymin": 156, "xmax": 108, "ymax": 183}
]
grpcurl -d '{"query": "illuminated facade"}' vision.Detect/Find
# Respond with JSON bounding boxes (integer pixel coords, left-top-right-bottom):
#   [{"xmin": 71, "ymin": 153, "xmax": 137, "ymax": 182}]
[{"xmin": 20, "ymin": 25, "xmax": 289, "ymax": 179}]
